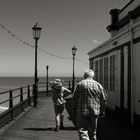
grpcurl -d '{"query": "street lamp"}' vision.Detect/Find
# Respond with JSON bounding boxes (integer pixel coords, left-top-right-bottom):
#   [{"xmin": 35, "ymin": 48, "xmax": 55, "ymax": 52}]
[
  {"xmin": 32, "ymin": 23, "xmax": 42, "ymax": 107},
  {"xmin": 72, "ymin": 46, "xmax": 77, "ymax": 92},
  {"xmin": 46, "ymin": 65, "xmax": 49, "ymax": 96}
]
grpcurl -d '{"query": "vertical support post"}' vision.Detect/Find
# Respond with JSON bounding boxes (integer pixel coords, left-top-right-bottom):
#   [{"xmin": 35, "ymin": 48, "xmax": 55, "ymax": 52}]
[
  {"xmin": 33, "ymin": 84, "xmax": 37, "ymax": 107},
  {"xmin": 20, "ymin": 88, "xmax": 23, "ymax": 102},
  {"xmin": 120, "ymin": 48, "xmax": 124, "ymax": 109},
  {"xmin": 34, "ymin": 38, "xmax": 38, "ymax": 107},
  {"xmin": 32, "ymin": 23, "xmax": 42, "ymax": 107},
  {"xmin": 130, "ymin": 16, "xmax": 135, "ymax": 124},
  {"xmin": 28, "ymin": 85, "xmax": 31, "ymax": 106},
  {"xmin": 46, "ymin": 65, "xmax": 49, "ymax": 96},
  {"xmin": 72, "ymin": 46, "xmax": 77, "ymax": 93},
  {"xmin": 9, "ymin": 90, "xmax": 14, "ymax": 120},
  {"xmin": 127, "ymin": 46, "xmax": 131, "ymax": 115},
  {"xmin": 9, "ymin": 90, "xmax": 13, "ymax": 109},
  {"xmin": 72, "ymin": 55, "xmax": 75, "ymax": 93},
  {"xmin": 20, "ymin": 87, "xmax": 23, "ymax": 103},
  {"xmin": 20, "ymin": 87, "xmax": 24, "ymax": 112}
]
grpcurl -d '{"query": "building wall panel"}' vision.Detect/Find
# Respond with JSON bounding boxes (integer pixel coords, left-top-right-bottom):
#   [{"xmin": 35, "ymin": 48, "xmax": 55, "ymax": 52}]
[
  {"xmin": 124, "ymin": 46, "xmax": 128, "ymax": 109},
  {"xmin": 115, "ymin": 50, "xmax": 121, "ymax": 108},
  {"xmin": 135, "ymin": 42, "xmax": 140, "ymax": 115}
]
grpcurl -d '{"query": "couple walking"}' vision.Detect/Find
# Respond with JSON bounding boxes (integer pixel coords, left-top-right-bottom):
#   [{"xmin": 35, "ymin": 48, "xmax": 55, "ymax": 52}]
[{"xmin": 50, "ymin": 69, "xmax": 107, "ymax": 140}]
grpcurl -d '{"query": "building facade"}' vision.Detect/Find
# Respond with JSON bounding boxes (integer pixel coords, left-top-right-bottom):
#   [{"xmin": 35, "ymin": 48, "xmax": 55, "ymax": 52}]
[{"xmin": 88, "ymin": 0, "xmax": 140, "ymax": 124}]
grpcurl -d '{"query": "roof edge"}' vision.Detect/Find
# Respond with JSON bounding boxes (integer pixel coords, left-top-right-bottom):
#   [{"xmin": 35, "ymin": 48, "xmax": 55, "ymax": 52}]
[{"xmin": 119, "ymin": 0, "xmax": 135, "ymax": 13}]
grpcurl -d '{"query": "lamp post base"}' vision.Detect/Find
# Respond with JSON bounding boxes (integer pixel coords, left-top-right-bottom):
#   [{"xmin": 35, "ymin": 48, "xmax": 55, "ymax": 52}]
[{"xmin": 33, "ymin": 84, "xmax": 38, "ymax": 107}]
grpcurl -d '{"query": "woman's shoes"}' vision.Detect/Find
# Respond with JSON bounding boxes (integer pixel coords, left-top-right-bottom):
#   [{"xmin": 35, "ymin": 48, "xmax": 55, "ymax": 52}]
[
  {"xmin": 53, "ymin": 125, "xmax": 64, "ymax": 131},
  {"xmin": 53, "ymin": 126, "xmax": 59, "ymax": 131}
]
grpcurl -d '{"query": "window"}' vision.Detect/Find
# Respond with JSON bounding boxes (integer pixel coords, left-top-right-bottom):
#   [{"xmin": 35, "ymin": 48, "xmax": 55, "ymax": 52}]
[
  {"xmin": 110, "ymin": 55, "xmax": 115, "ymax": 91},
  {"xmin": 89, "ymin": 59, "xmax": 93, "ymax": 69},
  {"xmin": 104, "ymin": 57, "xmax": 108, "ymax": 90},
  {"xmin": 99, "ymin": 59, "xmax": 103, "ymax": 85},
  {"xmin": 95, "ymin": 60, "xmax": 99, "ymax": 81}
]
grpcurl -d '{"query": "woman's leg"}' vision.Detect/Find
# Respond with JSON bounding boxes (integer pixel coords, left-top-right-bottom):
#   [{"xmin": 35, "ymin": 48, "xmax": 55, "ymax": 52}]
[
  {"xmin": 54, "ymin": 105, "xmax": 61, "ymax": 131},
  {"xmin": 60, "ymin": 105, "xmax": 65, "ymax": 129},
  {"xmin": 55, "ymin": 113, "xmax": 60, "ymax": 129},
  {"xmin": 60, "ymin": 114, "xmax": 64, "ymax": 129}
]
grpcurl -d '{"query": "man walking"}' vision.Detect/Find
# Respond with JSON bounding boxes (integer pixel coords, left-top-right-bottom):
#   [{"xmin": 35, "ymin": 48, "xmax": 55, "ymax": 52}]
[{"xmin": 73, "ymin": 69, "xmax": 107, "ymax": 140}]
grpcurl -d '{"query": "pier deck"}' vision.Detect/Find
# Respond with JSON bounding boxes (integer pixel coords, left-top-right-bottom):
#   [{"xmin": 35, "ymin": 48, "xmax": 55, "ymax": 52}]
[{"xmin": 0, "ymin": 96, "xmax": 138, "ymax": 140}]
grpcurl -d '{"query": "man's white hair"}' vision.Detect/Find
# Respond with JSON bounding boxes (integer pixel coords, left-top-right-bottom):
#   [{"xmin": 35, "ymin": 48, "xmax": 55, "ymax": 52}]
[{"xmin": 84, "ymin": 69, "xmax": 95, "ymax": 78}]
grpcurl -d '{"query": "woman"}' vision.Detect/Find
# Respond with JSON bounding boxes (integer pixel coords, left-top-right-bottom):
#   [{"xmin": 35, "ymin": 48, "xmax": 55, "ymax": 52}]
[{"xmin": 50, "ymin": 79, "xmax": 72, "ymax": 131}]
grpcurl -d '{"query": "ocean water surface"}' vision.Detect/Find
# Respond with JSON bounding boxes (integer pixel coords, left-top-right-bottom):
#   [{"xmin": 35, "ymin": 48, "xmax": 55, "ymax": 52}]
[{"xmin": 0, "ymin": 76, "xmax": 83, "ymax": 92}]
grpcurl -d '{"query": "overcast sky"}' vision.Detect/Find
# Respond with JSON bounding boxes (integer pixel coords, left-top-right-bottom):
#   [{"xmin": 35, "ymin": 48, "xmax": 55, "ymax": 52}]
[{"xmin": 0, "ymin": 0, "xmax": 129, "ymax": 77}]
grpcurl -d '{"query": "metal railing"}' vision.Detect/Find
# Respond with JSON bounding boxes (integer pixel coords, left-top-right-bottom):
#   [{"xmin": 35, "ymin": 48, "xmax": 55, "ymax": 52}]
[
  {"xmin": 0, "ymin": 80, "xmax": 79, "ymax": 128},
  {"xmin": 0, "ymin": 85, "xmax": 33, "ymax": 128}
]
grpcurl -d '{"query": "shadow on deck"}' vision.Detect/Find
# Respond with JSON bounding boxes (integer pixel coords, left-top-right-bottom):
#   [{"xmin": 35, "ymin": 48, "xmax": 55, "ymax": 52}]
[
  {"xmin": 65, "ymin": 97, "xmax": 139, "ymax": 140},
  {"xmin": 0, "ymin": 93, "xmax": 139, "ymax": 140}
]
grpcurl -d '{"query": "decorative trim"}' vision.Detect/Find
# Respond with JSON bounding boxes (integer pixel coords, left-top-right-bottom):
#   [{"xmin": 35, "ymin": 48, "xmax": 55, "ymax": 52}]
[
  {"xmin": 107, "ymin": 4, "xmax": 140, "ymax": 32},
  {"xmin": 89, "ymin": 35, "xmax": 140, "ymax": 60},
  {"xmin": 119, "ymin": 0, "xmax": 134, "ymax": 14},
  {"xmin": 89, "ymin": 42, "xmax": 130, "ymax": 60}
]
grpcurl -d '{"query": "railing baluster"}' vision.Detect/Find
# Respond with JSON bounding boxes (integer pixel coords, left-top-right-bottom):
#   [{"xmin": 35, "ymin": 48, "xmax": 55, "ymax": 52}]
[
  {"xmin": 20, "ymin": 87, "xmax": 23, "ymax": 103},
  {"xmin": 9, "ymin": 90, "xmax": 14, "ymax": 120},
  {"xmin": 28, "ymin": 85, "xmax": 31, "ymax": 106},
  {"xmin": 9, "ymin": 90, "xmax": 13, "ymax": 109}
]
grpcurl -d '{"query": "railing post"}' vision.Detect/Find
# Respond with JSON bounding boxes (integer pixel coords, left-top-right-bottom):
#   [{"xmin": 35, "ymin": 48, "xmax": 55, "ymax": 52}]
[
  {"xmin": 9, "ymin": 90, "xmax": 14, "ymax": 120},
  {"xmin": 9, "ymin": 90, "xmax": 13, "ymax": 109},
  {"xmin": 27, "ymin": 85, "xmax": 31, "ymax": 106},
  {"xmin": 20, "ymin": 87, "xmax": 23, "ymax": 103},
  {"xmin": 46, "ymin": 65, "xmax": 49, "ymax": 97},
  {"xmin": 33, "ymin": 84, "xmax": 38, "ymax": 107},
  {"xmin": 20, "ymin": 87, "xmax": 24, "ymax": 112}
]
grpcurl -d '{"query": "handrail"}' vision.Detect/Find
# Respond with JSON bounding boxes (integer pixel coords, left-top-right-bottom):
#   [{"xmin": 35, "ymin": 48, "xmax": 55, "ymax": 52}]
[
  {"xmin": 0, "ymin": 99, "xmax": 10, "ymax": 105},
  {"xmin": 0, "ymin": 84, "xmax": 34, "ymax": 128},
  {"xmin": 0, "ymin": 85, "xmax": 33, "ymax": 106},
  {"xmin": 0, "ymin": 80, "xmax": 79, "ymax": 128},
  {"xmin": 0, "ymin": 85, "xmax": 32, "ymax": 95}
]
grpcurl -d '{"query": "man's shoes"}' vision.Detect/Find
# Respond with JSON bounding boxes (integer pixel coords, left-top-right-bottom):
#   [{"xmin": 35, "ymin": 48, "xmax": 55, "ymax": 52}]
[
  {"xmin": 59, "ymin": 125, "xmax": 64, "ymax": 130},
  {"xmin": 60, "ymin": 122, "xmax": 64, "ymax": 130}
]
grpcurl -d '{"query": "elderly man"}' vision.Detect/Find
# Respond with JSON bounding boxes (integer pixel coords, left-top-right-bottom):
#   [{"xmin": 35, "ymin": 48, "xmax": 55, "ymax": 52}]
[{"xmin": 73, "ymin": 69, "xmax": 107, "ymax": 140}]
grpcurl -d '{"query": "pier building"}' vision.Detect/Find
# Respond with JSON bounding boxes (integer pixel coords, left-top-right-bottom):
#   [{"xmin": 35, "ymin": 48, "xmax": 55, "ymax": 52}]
[{"xmin": 88, "ymin": 0, "xmax": 140, "ymax": 124}]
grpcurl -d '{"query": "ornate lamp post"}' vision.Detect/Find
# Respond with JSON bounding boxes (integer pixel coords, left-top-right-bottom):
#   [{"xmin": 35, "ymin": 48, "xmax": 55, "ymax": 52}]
[
  {"xmin": 46, "ymin": 65, "xmax": 49, "ymax": 96},
  {"xmin": 32, "ymin": 23, "xmax": 42, "ymax": 107},
  {"xmin": 72, "ymin": 46, "xmax": 77, "ymax": 92}
]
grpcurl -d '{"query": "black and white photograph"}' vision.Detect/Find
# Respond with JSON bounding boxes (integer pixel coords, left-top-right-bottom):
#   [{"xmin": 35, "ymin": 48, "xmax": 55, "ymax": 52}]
[{"xmin": 0, "ymin": 0, "xmax": 139, "ymax": 139}]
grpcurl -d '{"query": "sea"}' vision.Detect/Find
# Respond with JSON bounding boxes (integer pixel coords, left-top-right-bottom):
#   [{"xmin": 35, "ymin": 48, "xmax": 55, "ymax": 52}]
[
  {"xmin": 0, "ymin": 76, "xmax": 83, "ymax": 92},
  {"xmin": 0, "ymin": 76, "xmax": 83, "ymax": 113}
]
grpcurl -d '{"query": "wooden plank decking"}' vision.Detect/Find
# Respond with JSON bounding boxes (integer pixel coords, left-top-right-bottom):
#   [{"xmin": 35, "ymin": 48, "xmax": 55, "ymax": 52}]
[
  {"xmin": 0, "ymin": 95, "xmax": 139, "ymax": 140},
  {"xmin": 0, "ymin": 97, "xmax": 78, "ymax": 140}
]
